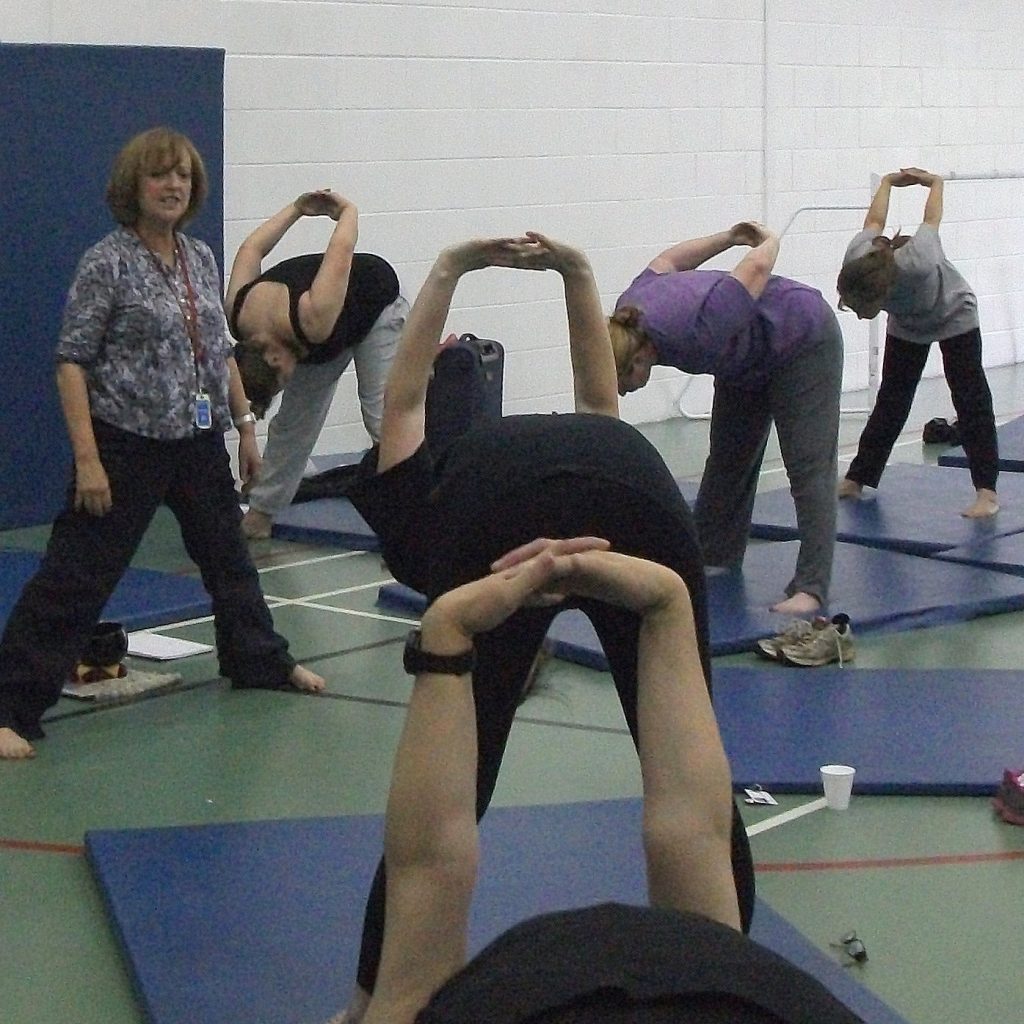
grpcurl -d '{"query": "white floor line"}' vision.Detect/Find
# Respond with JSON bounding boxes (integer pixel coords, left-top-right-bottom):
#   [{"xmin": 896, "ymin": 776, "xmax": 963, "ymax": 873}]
[
  {"xmin": 256, "ymin": 549, "xmax": 370, "ymax": 574},
  {"xmin": 139, "ymin": 585, "xmax": 412, "ymax": 635},
  {"xmin": 745, "ymin": 797, "xmax": 828, "ymax": 837},
  {"xmin": 276, "ymin": 600, "xmax": 415, "ymax": 625},
  {"xmin": 264, "ymin": 578, "xmax": 395, "ymax": 603}
]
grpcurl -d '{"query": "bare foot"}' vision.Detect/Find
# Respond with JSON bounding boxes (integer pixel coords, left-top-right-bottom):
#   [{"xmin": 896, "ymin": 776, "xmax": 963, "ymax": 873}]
[
  {"xmin": 289, "ymin": 664, "xmax": 326, "ymax": 693},
  {"xmin": 0, "ymin": 726, "xmax": 36, "ymax": 760},
  {"xmin": 770, "ymin": 591, "xmax": 821, "ymax": 616},
  {"xmin": 241, "ymin": 509, "xmax": 273, "ymax": 540},
  {"xmin": 962, "ymin": 488, "xmax": 999, "ymax": 519},
  {"xmin": 837, "ymin": 477, "xmax": 862, "ymax": 500}
]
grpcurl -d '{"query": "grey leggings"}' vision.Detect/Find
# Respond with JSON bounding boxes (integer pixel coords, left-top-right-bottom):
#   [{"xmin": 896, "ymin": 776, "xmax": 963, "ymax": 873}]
[{"xmin": 694, "ymin": 313, "xmax": 843, "ymax": 605}]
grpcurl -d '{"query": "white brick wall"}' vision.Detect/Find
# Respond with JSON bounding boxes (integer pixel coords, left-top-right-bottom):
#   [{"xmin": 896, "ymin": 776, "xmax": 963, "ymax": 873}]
[{"xmin": 5, "ymin": 0, "xmax": 1024, "ymax": 444}]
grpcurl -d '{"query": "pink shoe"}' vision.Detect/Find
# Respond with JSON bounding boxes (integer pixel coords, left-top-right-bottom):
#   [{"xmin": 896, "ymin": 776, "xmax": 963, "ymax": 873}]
[{"xmin": 992, "ymin": 768, "xmax": 1024, "ymax": 826}]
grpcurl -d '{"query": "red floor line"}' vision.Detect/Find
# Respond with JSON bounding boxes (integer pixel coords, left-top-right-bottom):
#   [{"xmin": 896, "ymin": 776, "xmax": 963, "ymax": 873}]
[
  {"xmin": 0, "ymin": 838, "xmax": 84, "ymax": 856},
  {"xmin": 757, "ymin": 850, "xmax": 1024, "ymax": 872},
  {"xmin": 5, "ymin": 837, "xmax": 1022, "ymax": 868}
]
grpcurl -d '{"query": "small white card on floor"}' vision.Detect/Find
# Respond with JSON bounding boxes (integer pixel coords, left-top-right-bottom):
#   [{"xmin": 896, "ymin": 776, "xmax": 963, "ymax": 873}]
[{"xmin": 127, "ymin": 632, "xmax": 213, "ymax": 661}]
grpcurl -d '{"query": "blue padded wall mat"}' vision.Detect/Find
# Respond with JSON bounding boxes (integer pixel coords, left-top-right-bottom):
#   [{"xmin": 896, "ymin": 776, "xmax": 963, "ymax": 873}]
[
  {"xmin": 938, "ymin": 415, "xmax": 1024, "ymax": 473},
  {"xmin": 0, "ymin": 549, "xmax": 211, "ymax": 634},
  {"xmin": 713, "ymin": 666, "xmax": 1020, "ymax": 795},
  {"xmin": 0, "ymin": 43, "xmax": 224, "ymax": 529},
  {"xmin": 86, "ymin": 802, "xmax": 909, "ymax": 1024},
  {"xmin": 379, "ymin": 539, "xmax": 1024, "ymax": 657},
  {"xmin": 746, "ymin": 464, "xmax": 1024, "ymax": 555}
]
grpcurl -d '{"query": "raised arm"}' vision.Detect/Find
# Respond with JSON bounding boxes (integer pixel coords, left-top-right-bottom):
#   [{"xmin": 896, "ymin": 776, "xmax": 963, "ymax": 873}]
[
  {"xmin": 376, "ymin": 238, "xmax": 527, "ymax": 473},
  {"xmin": 294, "ymin": 191, "xmax": 358, "ymax": 343},
  {"xmin": 729, "ymin": 223, "xmax": 780, "ymax": 300},
  {"xmin": 225, "ymin": 196, "xmax": 305, "ymax": 311},
  {"xmin": 896, "ymin": 167, "xmax": 944, "ymax": 227},
  {"xmin": 522, "ymin": 232, "xmax": 618, "ymax": 417},
  {"xmin": 863, "ymin": 172, "xmax": 901, "ymax": 233},
  {"xmin": 224, "ymin": 189, "xmax": 356, "ymax": 341},
  {"xmin": 648, "ymin": 230, "xmax": 734, "ymax": 273}
]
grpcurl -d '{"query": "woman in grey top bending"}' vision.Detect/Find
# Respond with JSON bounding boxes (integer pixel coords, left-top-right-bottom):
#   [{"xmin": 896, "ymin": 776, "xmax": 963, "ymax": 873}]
[
  {"xmin": 836, "ymin": 167, "xmax": 998, "ymax": 518},
  {"xmin": 0, "ymin": 127, "xmax": 322, "ymax": 761}
]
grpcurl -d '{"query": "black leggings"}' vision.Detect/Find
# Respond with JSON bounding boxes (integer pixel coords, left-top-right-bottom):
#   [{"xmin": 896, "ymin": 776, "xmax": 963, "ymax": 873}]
[
  {"xmin": 847, "ymin": 328, "xmax": 998, "ymax": 491},
  {"xmin": 355, "ymin": 475, "xmax": 756, "ymax": 992}
]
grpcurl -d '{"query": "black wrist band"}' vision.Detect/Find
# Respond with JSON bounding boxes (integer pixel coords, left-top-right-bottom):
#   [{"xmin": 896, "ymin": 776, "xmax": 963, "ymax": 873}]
[{"xmin": 403, "ymin": 628, "xmax": 476, "ymax": 677}]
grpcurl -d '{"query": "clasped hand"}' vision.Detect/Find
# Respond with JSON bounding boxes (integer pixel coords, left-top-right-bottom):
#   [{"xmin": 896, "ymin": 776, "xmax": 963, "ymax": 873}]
[
  {"xmin": 423, "ymin": 537, "xmax": 686, "ymax": 646},
  {"xmin": 439, "ymin": 232, "xmax": 589, "ymax": 275},
  {"xmin": 294, "ymin": 188, "xmax": 350, "ymax": 220},
  {"xmin": 730, "ymin": 220, "xmax": 774, "ymax": 247}
]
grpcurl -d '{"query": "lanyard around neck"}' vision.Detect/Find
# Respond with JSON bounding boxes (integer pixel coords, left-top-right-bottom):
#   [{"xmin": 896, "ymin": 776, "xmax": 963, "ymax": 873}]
[{"xmin": 146, "ymin": 236, "xmax": 204, "ymax": 366}]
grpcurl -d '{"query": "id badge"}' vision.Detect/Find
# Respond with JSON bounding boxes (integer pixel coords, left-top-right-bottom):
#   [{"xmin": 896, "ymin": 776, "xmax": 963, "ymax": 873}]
[{"xmin": 194, "ymin": 390, "xmax": 213, "ymax": 430}]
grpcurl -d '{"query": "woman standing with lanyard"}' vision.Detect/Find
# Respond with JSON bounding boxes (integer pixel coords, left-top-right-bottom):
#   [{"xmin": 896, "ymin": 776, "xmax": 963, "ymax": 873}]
[
  {"xmin": 0, "ymin": 127, "xmax": 323, "ymax": 761},
  {"xmin": 836, "ymin": 167, "xmax": 999, "ymax": 517}
]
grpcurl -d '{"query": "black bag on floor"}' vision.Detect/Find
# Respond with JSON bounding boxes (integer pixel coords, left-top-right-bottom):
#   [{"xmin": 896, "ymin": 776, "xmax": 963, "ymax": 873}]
[
  {"xmin": 922, "ymin": 417, "xmax": 960, "ymax": 446},
  {"xmin": 425, "ymin": 333, "xmax": 504, "ymax": 459}
]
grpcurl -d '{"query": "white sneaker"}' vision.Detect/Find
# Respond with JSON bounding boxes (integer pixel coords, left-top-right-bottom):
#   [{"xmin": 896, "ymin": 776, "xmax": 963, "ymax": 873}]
[
  {"xmin": 756, "ymin": 618, "xmax": 824, "ymax": 661},
  {"xmin": 780, "ymin": 614, "xmax": 855, "ymax": 667}
]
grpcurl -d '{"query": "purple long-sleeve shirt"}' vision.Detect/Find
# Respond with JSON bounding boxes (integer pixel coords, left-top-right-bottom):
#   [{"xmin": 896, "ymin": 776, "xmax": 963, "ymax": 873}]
[{"xmin": 616, "ymin": 268, "xmax": 832, "ymax": 390}]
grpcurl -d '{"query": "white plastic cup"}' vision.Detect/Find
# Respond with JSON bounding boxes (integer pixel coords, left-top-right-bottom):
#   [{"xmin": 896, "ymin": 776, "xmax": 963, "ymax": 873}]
[{"xmin": 820, "ymin": 764, "xmax": 856, "ymax": 810}]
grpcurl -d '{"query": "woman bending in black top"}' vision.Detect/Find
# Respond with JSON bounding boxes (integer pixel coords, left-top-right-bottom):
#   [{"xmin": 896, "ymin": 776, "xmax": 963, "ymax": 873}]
[
  {"xmin": 226, "ymin": 189, "xmax": 407, "ymax": 538},
  {"xmin": 334, "ymin": 233, "xmax": 755, "ymax": 1021}
]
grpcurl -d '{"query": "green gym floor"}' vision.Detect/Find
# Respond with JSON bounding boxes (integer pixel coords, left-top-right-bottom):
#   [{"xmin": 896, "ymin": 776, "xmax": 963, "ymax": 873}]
[{"xmin": 3, "ymin": 371, "xmax": 1024, "ymax": 1024}]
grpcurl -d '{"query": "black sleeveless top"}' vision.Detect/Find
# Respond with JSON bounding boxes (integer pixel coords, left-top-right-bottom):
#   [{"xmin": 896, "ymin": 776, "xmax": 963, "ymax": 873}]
[{"xmin": 229, "ymin": 252, "xmax": 399, "ymax": 364}]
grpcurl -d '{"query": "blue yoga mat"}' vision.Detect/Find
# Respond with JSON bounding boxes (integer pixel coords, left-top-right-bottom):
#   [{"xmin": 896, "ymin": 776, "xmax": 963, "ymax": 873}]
[
  {"xmin": 0, "ymin": 549, "xmax": 211, "ymax": 634},
  {"xmin": 713, "ymin": 666, "xmax": 1019, "ymax": 795},
  {"xmin": 271, "ymin": 497, "xmax": 379, "ymax": 550},
  {"xmin": 379, "ymin": 539, "xmax": 1024, "ymax": 657},
  {"xmin": 938, "ymin": 415, "xmax": 1024, "ymax": 473},
  {"xmin": 747, "ymin": 464, "xmax": 1024, "ymax": 555},
  {"xmin": 931, "ymin": 532, "xmax": 1024, "ymax": 576},
  {"xmin": 270, "ymin": 450, "xmax": 378, "ymax": 549},
  {"xmin": 86, "ymin": 802, "xmax": 908, "ymax": 1024}
]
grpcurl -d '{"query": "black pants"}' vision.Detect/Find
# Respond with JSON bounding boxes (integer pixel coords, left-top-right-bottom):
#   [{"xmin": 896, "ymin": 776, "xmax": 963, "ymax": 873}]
[
  {"xmin": 846, "ymin": 329, "xmax": 998, "ymax": 491},
  {"xmin": 0, "ymin": 421, "xmax": 294, "ymax": 739},
  {"xmin": 355, "ymin": 475, "xmax": 756, "ymax": 993}
]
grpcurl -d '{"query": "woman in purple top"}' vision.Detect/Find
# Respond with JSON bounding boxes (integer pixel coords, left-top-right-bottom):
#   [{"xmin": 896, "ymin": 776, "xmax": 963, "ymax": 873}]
[
  {"xmin": 609, "ymin": 222, "xmax": 843, "ymax": 616},
  {"xmin": 836, "ymin": 167, "xmax": 998, "ymax": 518}
]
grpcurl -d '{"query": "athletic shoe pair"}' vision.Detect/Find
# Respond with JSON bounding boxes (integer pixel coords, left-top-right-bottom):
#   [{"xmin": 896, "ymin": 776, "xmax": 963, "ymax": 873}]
[
  {"xmin": 992, "ymin": 768, "xmax": 1024, "ymax": 826},
  {"xmin": 757, "ymin": 614, "xmax": 855, "ymax": 667}
]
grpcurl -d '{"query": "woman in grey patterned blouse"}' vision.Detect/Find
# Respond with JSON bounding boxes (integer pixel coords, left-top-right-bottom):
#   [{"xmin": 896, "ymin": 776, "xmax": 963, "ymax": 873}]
[{"xmin": 0, "ymin": 127, "xmax": 324, "ymax": 761}]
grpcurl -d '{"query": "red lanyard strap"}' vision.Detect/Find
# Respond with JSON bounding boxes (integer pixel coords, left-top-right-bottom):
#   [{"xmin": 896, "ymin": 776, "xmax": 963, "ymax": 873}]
[
  {"xmin": 148, "ymin": 237, "xmax": 204, "ymax": 366},
  {"xmin": 175, "ymin": 243, "xmax": 204, "ymax": 364}
]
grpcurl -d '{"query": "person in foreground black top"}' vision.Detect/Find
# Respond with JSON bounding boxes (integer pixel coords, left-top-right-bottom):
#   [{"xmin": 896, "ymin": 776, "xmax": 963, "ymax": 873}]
[
  {"xmin": 332, "ymin": 233, "xmax": 755, "ymax": 1021},
  {"xmin": 419, "ymin": 902, "xmax": 866, "ymax": 1024}
]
